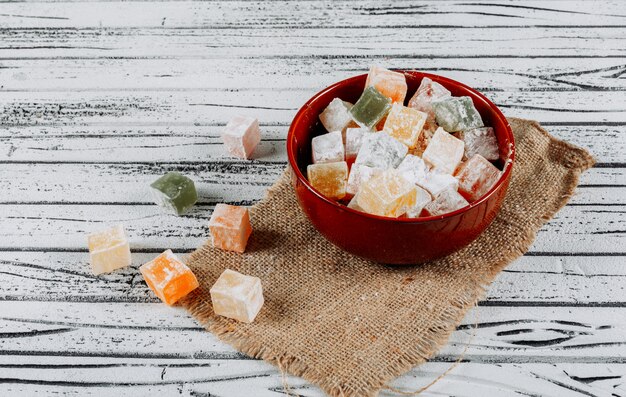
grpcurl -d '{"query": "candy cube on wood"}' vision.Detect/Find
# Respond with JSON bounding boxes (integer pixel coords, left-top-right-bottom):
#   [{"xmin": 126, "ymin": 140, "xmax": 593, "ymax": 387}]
[
  {"xmin": 408, "ymin": 77, "xmax": 451, "ymax": 121},
  {"xmin": 355, "ymin": 132, "xmax": 407, "ymax": 169},
  {"xmin": 150, "ymin": 172, "xmax": 198, "ymax": 215},
  {"xmin": 87, "ymin": 225, "xmax": 132, "ymax": 275},
  {"xmin": 208, "ymin": 204, "xmax": 253, "ymax": 253},
  {"xmin": 461, "ymin": 127, "xmax": 499, "ymax": 161},
  {"xmin": 350, "ymin": 87, "xmax": 392, "ymax": 130},
  {"xmin": 312, "ymin": 131, "xmax": 344, "ymax": 164},
  {"xmin": 419, "ymin": 169, "xmax": 459, "ymax": 197},
  {"xmin": 319, "ymin": 98, "xmax": 354, "ymax": 134},
  {"xmin": 455, "ymin": 154, "xmax": 502, "ymax": 202},
  {"xmin": 382, "ymin": 103, "xmax": 427, "ymax": 149},
  {"xmin": 432, "ymin": 97, "xmax": 484, "ymax": 132},
  {"xmin": 345, "ymin": 127, "xmax": 371, "ymax": 162},
  {"xmin": 140, "ymin": 250, "xmax": 199, "ymax": 305},
  {"xmin": 365, "ymin": 66, "xmax": 408, "ymax": 104},
  {"xmin": 357, "ymin": 169, "xmax": 416, "ymax": 218},
  {"xmin": 210, "ymin": 269, "xmax": 264, "ymax": 323},
  {"xmin": 307, "ymin": 161, "xmax": 348, "ymax": 200},
  {"xmin": 346, "ymin": 164, "xmax": 382, "ymax": 196},
  {"xmin": 404, "ymin": 186, "xmax": 432, "ymax": 218},
  {"xmin": 422, "ymin": 127, "xmax": 465, "ymax": 174},
  {"xmin": 222, "ymin": 115, "xmax": 261, "ymax": 159},
  {"xmin": 424, "ymin": 187, "xmax": 469, "ymax": 216}
]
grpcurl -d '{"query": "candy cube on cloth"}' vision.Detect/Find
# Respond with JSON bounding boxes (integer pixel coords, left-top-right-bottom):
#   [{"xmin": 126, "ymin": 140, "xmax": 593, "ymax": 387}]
[
  {"xmin": 355, "ymin": 132, "xmax": 407, "ymax": 169},
  {"xmin": 208, "ymin": 204, "xmax": 253, "ymax": 253},
  {"xmin": 307, "ymin": 161, "xmax": 348, "ymax": 200},
  {"xmin": 221, "ymin": 115, "xmax": 261, "ymax": 159},
  {"xmin": 461, "ymin": 127, "xmax": 500, "ymax": 161},
  {"xmin": 357, "ymin": 169, "xmax": 416, "ymax": 218},
  {"xmin": 455, "ymin": 154, "xmax": 502, "ymax": 202},
  {"xmin": 345, "ymin": 127, "xmax": 370, "ymax": 162},
  {"xmin": 140, "ymin": 250, "xmax": 199, "ymax": 305},
  {"xmin": 210, "ymin": 269, "xmax": 264, "ymax": 323},
  {"xmin": 346, "ymin": 164, "xmax": 382, "ymax": 196},
  {"xmin": 404, "ymin": 186, "xmax": 432, "ymax": 218},
  {"xmin": 350, "ymin": 87, "xmax": 392, "ymax": 130},
  {"xmin": 365, "ymin": 66, "xmax": 408, "ymax": 104},
  {"xmin": 408, "ymin": 77, "xmax": 451, "ymax": 120},
  {"xmin": 87, "ymin": 225, "xmax": 132, "ymax": 275},
  {"xmin": 433, "ymin": 96, "xmax": 484, "ymax": 132},
  {"xmin": 422, "ymin": 127, "xmax": 465, "ymax": 174},
  {"xmin": 382, "ymin": 103, "xmax": 427, "ymax": 149},
  {"xmin": 150, "ymin": 172, "xmax": 198, "ymax": 215},
  {"xmin": 319, "ymin": 98, "xmax": 354, "ymax": 134},
  {"xmin": 312, "ymin": 131, "xmax": 344, "ymax": 164},
  {"xmin": 424, "ymin": 187, "xmax": 469, "ymax": 216}
]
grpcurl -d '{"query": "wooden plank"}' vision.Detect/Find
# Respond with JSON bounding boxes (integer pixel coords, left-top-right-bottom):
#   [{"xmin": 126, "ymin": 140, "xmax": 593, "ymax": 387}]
[
  {"xmin": 1, "ymin": 1, "xmax": 626, "ymax": 29},
  {"xmin": 1, "ymin": 28, "xmax": 626, "ymax": 60},
  {"xmin": 1, "ymin": 124, "xmax": 623, "ymax": 164},
  {"xmin": 0, "ymin": 302, "xmax": 624, "ymax": 362},
  {"xmin": 1, "ymin": 251, "xmax": 625, "ymax": 304},
  {"xmin": 0, "ymin": 90, "xmax": 624, "ymax": 126},
  {"xmin": 0, "ymin": 358, "xmax": 622, "ymax": 397},
  {"xmin": 0, "ymin": 203, "xmax": 621, "ymax": 253}
]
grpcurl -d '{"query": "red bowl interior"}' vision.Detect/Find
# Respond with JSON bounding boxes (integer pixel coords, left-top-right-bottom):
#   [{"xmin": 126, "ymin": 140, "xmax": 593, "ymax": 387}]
[{"xmin": 287, "ymin": 71, "xmax": 515, "ymax": 264}]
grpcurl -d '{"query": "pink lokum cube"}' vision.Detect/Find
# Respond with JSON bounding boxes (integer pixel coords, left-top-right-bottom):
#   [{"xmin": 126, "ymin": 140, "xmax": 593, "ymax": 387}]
[
  {"xmin": 422, "ymin": 127, "xmax": 464, "ymax": 174},
  {"xmin": 222, "ymin": 116, "xmax": 261, "ymax": 159},
  {"xmin": 424, "ymin": 187, "xmax": 469, "ymax": 216},
  {"xmin": 455, "ymin": 154, "xmax": 501, "ymax": 202}
]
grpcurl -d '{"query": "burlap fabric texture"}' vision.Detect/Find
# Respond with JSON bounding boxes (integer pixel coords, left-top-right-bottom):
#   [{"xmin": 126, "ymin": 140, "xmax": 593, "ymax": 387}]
[{"xmin": 181, "ymin": 118, "xmax": 595, "ymax": 397}]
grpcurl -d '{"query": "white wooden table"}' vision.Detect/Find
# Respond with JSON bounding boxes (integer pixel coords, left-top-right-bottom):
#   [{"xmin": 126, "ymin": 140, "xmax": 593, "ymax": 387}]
[{"xmin": 1, "ymin": 1, "xmax": 625, "ymax": 395}]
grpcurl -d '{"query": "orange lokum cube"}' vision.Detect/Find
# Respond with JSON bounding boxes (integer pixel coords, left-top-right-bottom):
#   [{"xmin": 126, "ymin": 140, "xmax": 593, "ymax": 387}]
[
  {"xmin": 383, "ymin": 103, "xmax": 427, "ymax": 149},
  {"xmin": 210, "ymin": 269, "xmax": 264, "ymax": 323},
  {"xmin": 357, "ymin": 169, "xmax": 416, "ymax": 218},
  {"xmin": 208, "ymin": 204, "xmax": 253, "ymax": 253},
  {"xmin": 140, "ymin": 250, "xmax": 199, "ymax": 305},
  {"xmin": 307, "ymin": 161, "xmax": 348, "ymax": 200},
  {"xmin": 455, "ymin": 154, "xmax": 501, "ymax": 202},
  {"xmin": 365, "ymin": 66, "xmax": 408, "ymax": 104}
]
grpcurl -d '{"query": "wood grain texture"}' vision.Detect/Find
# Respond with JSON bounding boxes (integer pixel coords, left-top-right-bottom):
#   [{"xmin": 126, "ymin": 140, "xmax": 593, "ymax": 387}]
[{"xmin": 2, "ymin": 0, "xmax": 625, "ymax": 395}]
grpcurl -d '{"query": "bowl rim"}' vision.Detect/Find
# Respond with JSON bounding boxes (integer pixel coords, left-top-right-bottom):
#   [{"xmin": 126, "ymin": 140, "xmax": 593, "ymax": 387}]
[{"xmin": 287, "ymin": 70, "xmax": 516, "ymax": 224}]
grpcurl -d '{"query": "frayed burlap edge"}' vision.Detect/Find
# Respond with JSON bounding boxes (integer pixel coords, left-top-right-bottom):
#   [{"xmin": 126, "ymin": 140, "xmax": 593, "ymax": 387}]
[{"xmin": 181, "ymin": 117, "xmax": 595, "ymax": 396}]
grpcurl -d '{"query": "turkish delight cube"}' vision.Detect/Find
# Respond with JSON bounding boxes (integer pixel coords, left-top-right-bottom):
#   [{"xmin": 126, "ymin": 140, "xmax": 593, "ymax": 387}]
[
  {"xmin": 87, "ymin": 225, "xmax": 132, "ymax": 275},
  {"xmin": 424, "ymin": 187, "xmax": 469, "ymax": 216},
  {"xmin": 345, "ymin": 127, "xmax": 371, "ymax": 162},
  {"xmin": 419, "ymin": 168, "xmax": 459, "ymax": 197},
  {"xmin": 140, "ymin": 250, "xmax": 199, "ymax": 305},
  {"xmin": 404, "ymin": 186, "xmax": 432, "ymax": 218},
  {"xmin": 307, "ymin": 161, "xmax": 348, "ymax": 200},
  {"xmin": 365, "ymin": 66, "xmax": 408, "ymax": 104},
  {"xmin": 432, "ymin": 96, "xmax": 484, "ymax": 132},
  {"xmin": 222, "ymin": 115, "xmax": 261, "ymax": 159},
  {"xmin": 208, "ymin": 204, "xmax": 253, "ymax": 253},
  {"xmin": 396, "ymin": 154, "xmax": 429, "ymax": 187},
  {"xmin": 382, "ymin": 103, "xmax": 427, "ymax": 149},
  {"xmin": 408, "ymin": 77, "xmax": 451, "ymax": 121},
  {"xmin": 357, "ymin": 169, "xmax": 416, "ymax": 218},
  {"xmin": 461, "ymin": 127, "xmax": 499, "ymax": 161},
  {"xmin": 455, "ymin": 154, "xmax": 501, "ymax": 202},
  {"xmin": 422, "ymin": 127, "xmax": 465, "ymax": 174},
  {"xmin": 150, "ymin": 172, "xmax": 198, "ymax": 216},
  {"xmin": 346, "ymin": 164, "xmax": 382, "ymax": 196},
  {"xmin": 350, "ymin": 87, "xmax": 392, "ymax": 130},
  {"xmin": 347, "ymin": 194, "xmax": 363, "ymax": 211},
  {"xmin": 312, "ymin": 131, "xmax": 344, "ymax": 164},
  {"xmin": 319, "ymin": 98, "xmax": 354, "ymax": 133},
  {"xmin": 210, "ymin": 269, "xmax": 264, "ymax": 323},
  {"xmin": 355, "ymin": 132, "xmax": 407, "ymax": 169}
]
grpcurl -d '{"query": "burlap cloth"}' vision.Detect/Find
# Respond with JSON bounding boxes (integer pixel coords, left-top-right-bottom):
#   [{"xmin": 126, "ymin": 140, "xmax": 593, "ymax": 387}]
[{"xmin": 181, "ymin": 118, "xmax": 595, "ymax": 397}]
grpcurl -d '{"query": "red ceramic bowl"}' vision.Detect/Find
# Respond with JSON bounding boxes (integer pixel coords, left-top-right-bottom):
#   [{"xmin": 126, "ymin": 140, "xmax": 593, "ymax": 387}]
[{"xmin": 287, "ymin": 71, "xmax": 514, "ymax": 264}]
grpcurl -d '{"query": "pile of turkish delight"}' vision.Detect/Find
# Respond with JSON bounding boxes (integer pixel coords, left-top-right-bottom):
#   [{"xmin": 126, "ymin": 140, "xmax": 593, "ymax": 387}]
[{"xmin": 307, "ymin": 66, "xmax": 502, "ymax": 218}]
